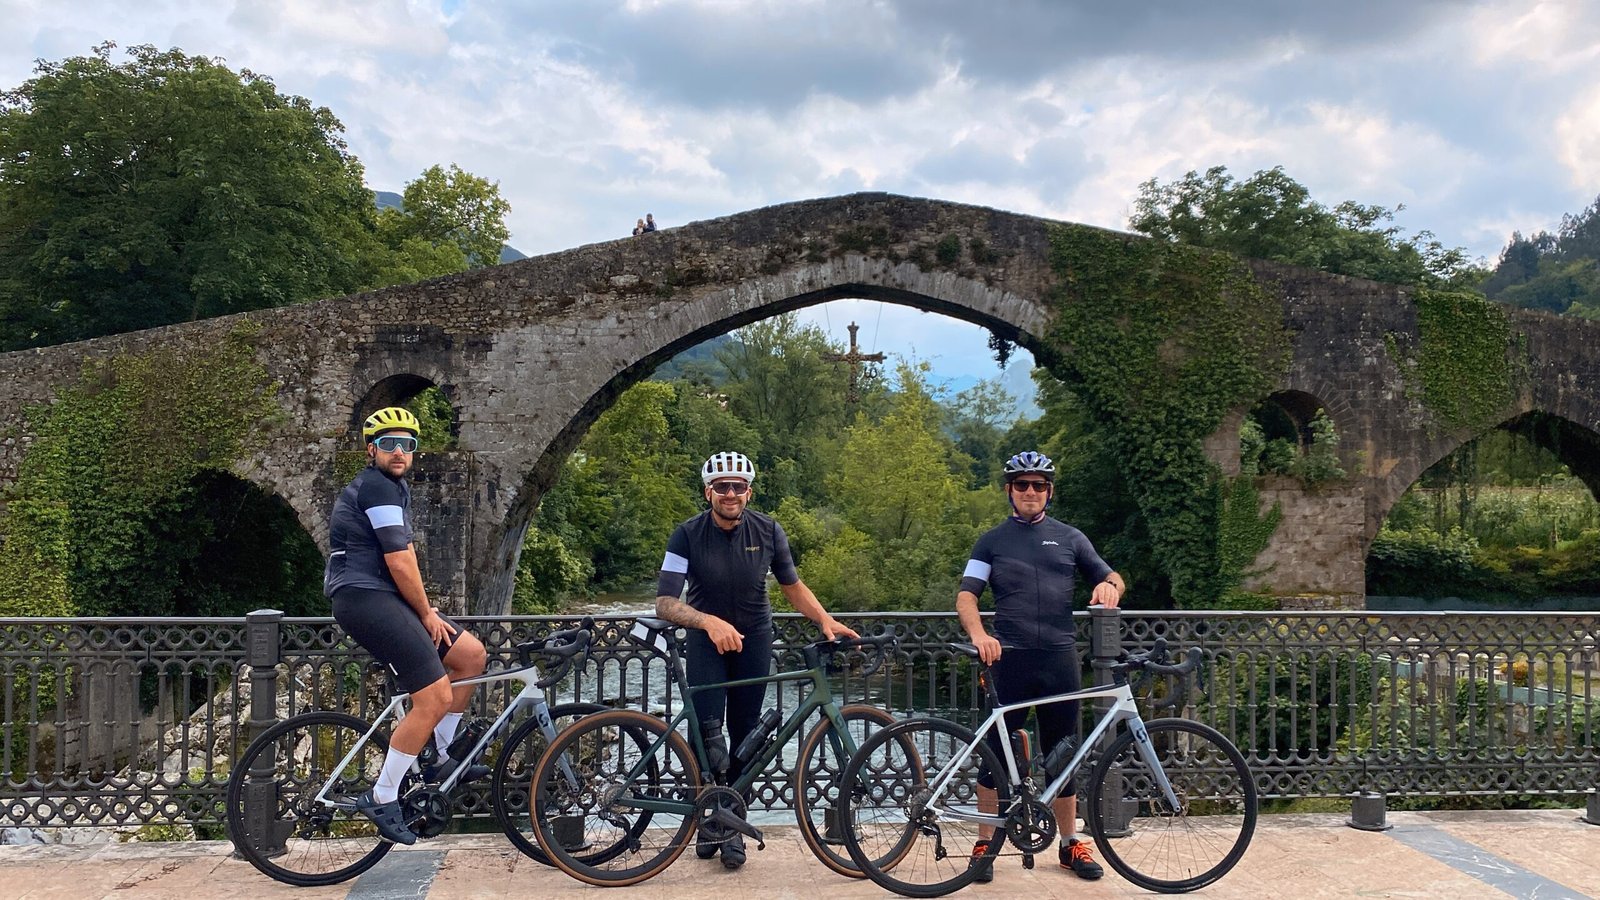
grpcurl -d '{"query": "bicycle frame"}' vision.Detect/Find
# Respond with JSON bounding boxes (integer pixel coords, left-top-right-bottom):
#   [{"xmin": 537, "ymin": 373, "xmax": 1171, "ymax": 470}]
[
  {"xmin": 924, "ymin": 680, "xmax": 1182, "ymax": 828},
  {"xmin": 310, "ymin": 660, "xmax": 570, "ymax": 807},
  {"xmin": 613, "ymin": 660, "xmax": 855, "ymax": 815}
]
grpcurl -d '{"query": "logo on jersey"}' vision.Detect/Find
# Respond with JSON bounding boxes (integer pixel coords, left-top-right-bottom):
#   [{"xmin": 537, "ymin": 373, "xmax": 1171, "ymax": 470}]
[
  {"xmin": 746, "ymin": 545, "xmax": 762, "ymax": 552},
  {"xmin": 1042, "ymin": 540, "xmax": 1060, "ymax": 546}
]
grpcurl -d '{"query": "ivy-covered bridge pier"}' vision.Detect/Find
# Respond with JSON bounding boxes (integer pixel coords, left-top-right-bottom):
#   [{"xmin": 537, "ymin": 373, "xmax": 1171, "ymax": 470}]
[{"xmin": 1, "ymin": 193, "xmax": 1597, "ymax": 614}]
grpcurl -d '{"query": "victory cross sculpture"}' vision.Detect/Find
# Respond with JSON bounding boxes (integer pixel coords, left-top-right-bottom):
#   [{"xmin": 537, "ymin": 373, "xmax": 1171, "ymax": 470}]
[{"xmin": 822, "ymin": 322, "xmax": 886, "ymax": 405}]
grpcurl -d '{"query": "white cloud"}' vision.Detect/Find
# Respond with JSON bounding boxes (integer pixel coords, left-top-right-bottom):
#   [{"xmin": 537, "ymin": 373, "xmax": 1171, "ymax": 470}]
[
  {"xmin": 1469, "ymin": 0, "xmax": 1600, "ymax": 72},
  {"xmin": 227, "ymin": 0, "xmax": 450, "ymax": 53},
  {"xmin": 1554, "ymin": 85, "xmax": 1600, "ymax": 191}
]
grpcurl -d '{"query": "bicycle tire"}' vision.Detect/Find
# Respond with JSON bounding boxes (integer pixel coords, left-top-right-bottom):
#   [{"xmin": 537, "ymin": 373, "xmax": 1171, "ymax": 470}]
[
  {"xmin": 529, "ymin": 708, "xmax": 702, "ymax": 887},
  {"xmin": 225, "ymin": 711, "xmax": 393, "ymax": 887},
  {"xmin": 839, "ymin": 716, "xmax": 1010, "ymax": 898},
  {"xmin": 1084, "ymin": 717, "xmax": 1257, "ymax": 893},
  {"xmin": 794, "ymin": 704, "xmax": 920, "ymax": 878},
  {"xmin": 491, "ymin": 701, "xmax": 608, "ymax": 865}
]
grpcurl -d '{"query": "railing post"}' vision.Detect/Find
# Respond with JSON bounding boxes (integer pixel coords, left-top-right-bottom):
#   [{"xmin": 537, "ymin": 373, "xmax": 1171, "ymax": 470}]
[
  {"xmin": 234, "ymin": 609, "xmax": 286, "ymax": 858},
  {"xmin": 1089, "ymin": 606, "xmax": 1134, "ymax": 836},
  {"xmin": 1583, "ymin": 792, "xmax": 1600, "ymax": 826}
]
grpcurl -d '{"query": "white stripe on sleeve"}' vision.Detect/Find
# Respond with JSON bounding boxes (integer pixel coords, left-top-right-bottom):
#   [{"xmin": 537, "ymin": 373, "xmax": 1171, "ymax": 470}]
[
  {"xmin": 962, "ymin": 559, "xmax": 992, "ymax": 581},
  {"xmin": 365, "ymin": 505, "xmax": 405, "ymax": 530},
  {"xmin": 660, "ymin": 551, "xmax": 690, "ymax": 574}
]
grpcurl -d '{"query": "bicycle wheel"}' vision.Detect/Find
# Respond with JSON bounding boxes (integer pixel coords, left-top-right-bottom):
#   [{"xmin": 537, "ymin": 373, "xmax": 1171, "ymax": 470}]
[
  {"xmin": 225, "ymin": 711, "xmax": 393, "ymax": 887},
  {"xmin": 840, "ymin": 716, "xmax": 1010, "ymax": 898},
  {"xmin": 529, "ymin": 708, "xmax": 701, "ymax": 887},
  {"xmin": 491, "ymin": 701, "xmax": 608, "ymax": 865},
  {"xmin": 1084, "ymin": 717, "xmax": 1257, "ymax": 893},
  {"xmin": 794, "ymin": 704, "xmax": 919, "ymax": 878}
]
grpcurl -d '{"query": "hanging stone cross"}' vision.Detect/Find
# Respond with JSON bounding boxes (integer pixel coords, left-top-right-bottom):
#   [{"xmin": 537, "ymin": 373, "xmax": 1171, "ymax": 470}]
[{"xmin": 822, "ymin": 321, "xmax": 886, "ymax": 405}]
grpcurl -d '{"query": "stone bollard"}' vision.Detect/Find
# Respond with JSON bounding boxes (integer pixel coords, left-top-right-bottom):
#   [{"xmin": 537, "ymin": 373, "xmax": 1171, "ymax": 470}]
[
  {"xmin": 233, "ymin": 609, "xmax": 287, "ymax": 859},
  {"xmin": 1348, "ymin": 790, "xmax": 1392, "ymax": 831}
]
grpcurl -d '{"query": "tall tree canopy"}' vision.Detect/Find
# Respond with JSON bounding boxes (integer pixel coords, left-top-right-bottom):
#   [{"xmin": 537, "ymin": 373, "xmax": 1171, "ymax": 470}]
[
  {"xmin": 0, "ymin": 43, "xmax": 511, "ymax": 351},
  {"xmin": 0, "ymin": 44, "xmax": 380, "ymax": 349},
  {"xmin": 380, "ymin": 164, "xmax": 511, "ymax": 269},
  {"xmin": 1130, "ymin": 165, "xmax": 1483, "ymax": 289}
]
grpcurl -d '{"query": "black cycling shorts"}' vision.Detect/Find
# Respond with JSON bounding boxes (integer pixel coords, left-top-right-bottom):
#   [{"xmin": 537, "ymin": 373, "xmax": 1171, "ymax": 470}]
[
  {"xmin": 979, "ymin": 647, "xmax": 1083, "ymax": 791},
  {"xmin": 331, "ymin": 586, "xmax": 459, "ymax": 694}
]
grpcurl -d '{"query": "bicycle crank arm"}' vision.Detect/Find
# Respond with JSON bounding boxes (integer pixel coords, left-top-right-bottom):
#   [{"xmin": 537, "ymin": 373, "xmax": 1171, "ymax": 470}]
[{"xmin": 702, "ymin": 808, "xmax": 765, "ymax": 849}]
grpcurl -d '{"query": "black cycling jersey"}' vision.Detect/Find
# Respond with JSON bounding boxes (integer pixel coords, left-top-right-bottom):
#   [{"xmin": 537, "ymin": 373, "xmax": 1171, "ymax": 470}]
[
  {"xmin": 324, "ymin": 464, "xmax": 414, "ymax": 597},
  {"xmin": 654, "ymin": 509, "xmax": 799, "ymax": 634},
  {"xmin": 959, "ymin": 515, "xmax": 1112, "ymax": 651}
]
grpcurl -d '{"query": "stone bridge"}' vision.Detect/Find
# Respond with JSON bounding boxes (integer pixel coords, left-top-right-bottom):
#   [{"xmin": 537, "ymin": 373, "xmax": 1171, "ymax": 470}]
[{"xmin": 1, "ymin": 194, "xmax": 1597, "ymax": 614}]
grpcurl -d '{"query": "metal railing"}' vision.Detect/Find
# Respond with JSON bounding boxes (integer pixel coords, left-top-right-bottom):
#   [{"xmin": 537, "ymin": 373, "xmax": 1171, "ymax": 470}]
[{"xmin": 1, "ymin": 609, "xmax": 1596, "ymax": 832}]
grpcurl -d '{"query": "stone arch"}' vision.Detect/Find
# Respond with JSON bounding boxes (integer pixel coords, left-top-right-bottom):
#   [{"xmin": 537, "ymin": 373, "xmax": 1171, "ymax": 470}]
[
  {"xmin": 351, "ymin": 372, "xmax": 459, "ymax": 447},
  {"xmin": 1251, "ymin": 389, "xmax": 1328, "ymax": 449},
  {"xmin": 159, "ymin": 468, "xmax": 325, "ymax": 616},
  {"xmin": 474, "ymin": 265, "xmax": 1056, "ymax": 614},
  {"xmin": 1367, "ymin": 407, "xmax": 1600, "ymax": 546}
]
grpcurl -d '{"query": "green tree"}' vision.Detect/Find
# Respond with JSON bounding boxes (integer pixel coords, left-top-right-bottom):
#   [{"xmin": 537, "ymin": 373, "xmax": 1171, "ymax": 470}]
[
  {"xmin": 831, "ymin": 363, "xmax": 963, "ymax": 543},
  {"xmin": 0, "ymin": 43, "xmax": 381, "ymax": 349},
  {"xmin": 1130, "ymin": 165, "xmax": 1483, "ymax": 288},
  {"xmin": 378, "ymin": 163, "xmax": 511, "ymax": 270},
  {"xmin": 717, "ymin": 314, "xmax": 858, "ymax": 508}
]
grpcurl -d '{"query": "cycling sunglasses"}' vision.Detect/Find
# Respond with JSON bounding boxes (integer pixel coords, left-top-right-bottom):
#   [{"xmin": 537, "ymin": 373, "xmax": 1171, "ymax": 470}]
[
  {"xmin": 372, "ymin": 435, "xmax": 419, "ymax": 453},
  {"xmin": 708, "ymin": 480, "xmax": 750, "ymax": 496},
  {"xmin": 1009, "ymin": 479, "xmax": 1052, "ymax": 493}
]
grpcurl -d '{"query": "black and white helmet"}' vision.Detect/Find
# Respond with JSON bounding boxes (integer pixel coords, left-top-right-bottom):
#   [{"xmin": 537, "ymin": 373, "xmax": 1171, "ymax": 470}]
[
  {"xmin": 701, "ymin": 451, "xmax": 756, "ymax": 485},
  {"xmin": 1003, "ymin": 450, "xmax": 1055, "ymax": 481}
]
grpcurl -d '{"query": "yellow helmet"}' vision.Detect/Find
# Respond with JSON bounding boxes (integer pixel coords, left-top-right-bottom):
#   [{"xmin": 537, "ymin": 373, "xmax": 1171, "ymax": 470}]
[{"xmin": 362, "ymin": 407, "xmax": 421, "ymax": 442}]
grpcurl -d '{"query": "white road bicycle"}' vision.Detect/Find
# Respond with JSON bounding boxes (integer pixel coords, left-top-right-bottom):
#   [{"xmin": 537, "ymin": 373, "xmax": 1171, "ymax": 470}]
[
  {"xmin": 225, "ymin": 618, "xmax": 607, "ymax": 886},
  {"xmin": 838, "ymin": 639, "xmax": 1257, "ymax": 896}
]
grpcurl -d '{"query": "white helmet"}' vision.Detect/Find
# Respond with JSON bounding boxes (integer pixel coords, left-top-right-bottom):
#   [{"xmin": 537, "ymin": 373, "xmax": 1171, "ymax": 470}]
[{"xmin": 701, "ymin": 451, "xmax": 756, "ymax": 485}]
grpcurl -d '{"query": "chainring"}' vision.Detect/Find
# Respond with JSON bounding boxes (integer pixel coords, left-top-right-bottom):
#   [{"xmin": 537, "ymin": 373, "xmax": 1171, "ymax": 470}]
[
  {"xmin": 403, "ymin": 786, "xmax": 454, "ymax": 839},
  {"xmin": 1005, "ymin": 798, "xmax": 1057, "ymax": 854},
  {"xmin": 692, "ymin": 785, "xmax": 748, "ymax": 844}
]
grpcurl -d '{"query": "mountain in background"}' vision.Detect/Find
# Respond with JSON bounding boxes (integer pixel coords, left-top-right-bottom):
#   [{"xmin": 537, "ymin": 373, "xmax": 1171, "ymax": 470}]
[
  {"xmin": 375, "ymin": 190, "xmax": 526, "ymax": 264},
  {"xmin": 1482, "ymin": 193, "xmax": 1600, "ymax": 319}
]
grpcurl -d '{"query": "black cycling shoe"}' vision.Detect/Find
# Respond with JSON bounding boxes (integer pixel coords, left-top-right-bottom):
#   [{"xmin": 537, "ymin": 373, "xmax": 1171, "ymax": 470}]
[
  {"xmin": 720, "ymin": 832, "xmax": 746, "ymax": 870},
  {"xmin": 696, "ymin": 826, "xmax": 721, "ymax": 859},
  {"xmin": 1061, "ymin": 838, "xmax": 1103, "ymax": 880},
  {"xmin": 970, "ymin": 840, "xmax": 994, "ymax": 883},
  {"xmin": 354, "ymin": 790, "xmax": 417, "ymax": 845}
]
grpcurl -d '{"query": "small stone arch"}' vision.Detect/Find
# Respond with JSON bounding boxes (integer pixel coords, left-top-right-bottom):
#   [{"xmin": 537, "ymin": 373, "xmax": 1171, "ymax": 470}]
[{"xmin": 351, "ymin": 373, "xmax": 460, "ymax": 449}]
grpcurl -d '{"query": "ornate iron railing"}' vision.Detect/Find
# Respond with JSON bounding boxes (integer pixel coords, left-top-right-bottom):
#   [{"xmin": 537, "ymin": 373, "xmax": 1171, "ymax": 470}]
[{"xmin": 0, "ymin": 609, "xmax": 1595, "ymax": 831}]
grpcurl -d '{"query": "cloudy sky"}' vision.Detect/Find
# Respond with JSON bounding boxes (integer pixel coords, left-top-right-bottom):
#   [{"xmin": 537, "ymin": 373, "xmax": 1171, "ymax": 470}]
[{"xmin": 7, "ymin": 0, "xmax": 1600, "ymax": 397}]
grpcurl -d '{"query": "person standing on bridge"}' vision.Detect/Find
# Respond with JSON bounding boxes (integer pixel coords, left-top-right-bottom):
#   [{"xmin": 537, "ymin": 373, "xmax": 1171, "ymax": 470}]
[
  {"xmin": 654, "ymin": 450, "xmax": 857, "ymax": 870},
  {"xmin": 324, "ymin": 406, "xmax": 488, "ymax": 846},
  {"xmin": 957, "ymin": 450, "xmax": 1122, "ymax": 882}
]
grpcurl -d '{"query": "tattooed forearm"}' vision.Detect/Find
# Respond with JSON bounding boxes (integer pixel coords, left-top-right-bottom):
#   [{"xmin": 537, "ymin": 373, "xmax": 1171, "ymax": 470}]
[{"xmin": 655, "ymin": 596, "xmax": 707, "ymax": 629}]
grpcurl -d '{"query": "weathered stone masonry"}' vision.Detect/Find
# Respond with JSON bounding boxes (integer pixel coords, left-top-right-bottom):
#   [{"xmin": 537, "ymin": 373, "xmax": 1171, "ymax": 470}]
[{"xmin": 1, "ymin": 194, "xmax": 1597, "ymax": 613}]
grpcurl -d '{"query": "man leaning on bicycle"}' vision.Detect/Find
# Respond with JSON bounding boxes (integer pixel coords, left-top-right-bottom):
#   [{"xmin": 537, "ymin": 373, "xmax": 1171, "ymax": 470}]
[
  {"xmin": 652, "ymin": 451, "xmax": 858, "ymax": 870},
  {"xmin": 956, "ymin": 450, "xmax": 1124, "ymax": 882},
  {"xmin": 325, "ymin": 407, "xmax": 489, "ymax": 845}
]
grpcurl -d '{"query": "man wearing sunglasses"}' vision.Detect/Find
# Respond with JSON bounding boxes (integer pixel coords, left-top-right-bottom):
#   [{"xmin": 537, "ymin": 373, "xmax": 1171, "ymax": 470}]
[
  {"xmin": 324, "ymin": 406, "xmax": 488, "ymax": 845},
  {"xmin": 654, "ymin": 450, "xmax": 857, "ymax": 870},
  {"xmin": 957, "ymin": 450, "xmax": 1123, "ymax": 882}
]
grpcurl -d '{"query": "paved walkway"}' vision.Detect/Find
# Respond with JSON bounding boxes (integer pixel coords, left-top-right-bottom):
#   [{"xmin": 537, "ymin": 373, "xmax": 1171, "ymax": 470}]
[{"xmin": 0, "ymin": 811, "xmax": 1595, "ymax": 899}]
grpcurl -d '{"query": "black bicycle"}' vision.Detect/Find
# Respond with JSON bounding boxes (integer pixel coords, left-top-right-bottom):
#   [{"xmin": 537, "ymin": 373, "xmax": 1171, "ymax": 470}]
[{"xmin": 526, "ymin": 618, "xmax": 912, "ymax": 886}]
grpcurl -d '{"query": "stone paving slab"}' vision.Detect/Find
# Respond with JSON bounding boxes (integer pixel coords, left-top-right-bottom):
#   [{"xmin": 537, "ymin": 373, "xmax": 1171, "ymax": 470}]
[{"xmin": 0, "ymin": 811, "xmax": 1594, "ymax": 899}]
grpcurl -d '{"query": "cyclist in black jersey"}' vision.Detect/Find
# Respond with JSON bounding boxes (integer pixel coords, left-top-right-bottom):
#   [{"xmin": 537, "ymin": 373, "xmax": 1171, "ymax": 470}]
[
  {"xmin": 957, "ymin": 450, "xmax": 1123, "ymax": 882},
  {"xmin": 654, "ymin": 451, "xmax": 857, "ymax": 870},
  {"xmin": 325, "ymin": 406, "xmax": 487, "ymax": 845}
]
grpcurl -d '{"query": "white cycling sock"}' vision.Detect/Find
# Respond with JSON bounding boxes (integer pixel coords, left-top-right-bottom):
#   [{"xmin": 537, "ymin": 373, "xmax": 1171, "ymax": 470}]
[
  {"xmin": 434, "ymin": 712, "xmax": 463, "ymax": 755},
  {"xmin": 374, "ymin": 747, "xmax": 417, "ymax": 804}
]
